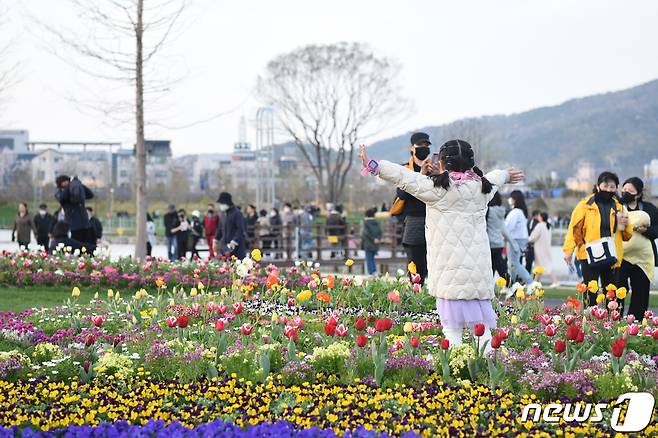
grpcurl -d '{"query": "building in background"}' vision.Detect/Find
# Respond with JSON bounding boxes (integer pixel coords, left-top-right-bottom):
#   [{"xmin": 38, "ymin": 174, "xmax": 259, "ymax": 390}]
[{"xmin": 566, "ymin": 161, "xmax": 595, "ymax": 192}]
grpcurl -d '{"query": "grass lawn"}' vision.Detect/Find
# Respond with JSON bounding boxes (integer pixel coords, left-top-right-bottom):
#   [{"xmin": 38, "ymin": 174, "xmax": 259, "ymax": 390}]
[{"xmin": 1, "ymin": 285, "xmax": 656, "ymax": 315}]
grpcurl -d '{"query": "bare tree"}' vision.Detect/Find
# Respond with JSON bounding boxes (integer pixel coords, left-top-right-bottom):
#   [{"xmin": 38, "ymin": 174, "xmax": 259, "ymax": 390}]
[
  {"xmin": 0, "ymin": 4, "xmax": 19, "ymax": 113},
  {"xmin": 443, "ymin": 118, "xmax": 491, "ymax": 168},
  {"xmin": 258, "ymin": 42, "xmax": 409, "ymax": 205},
  {"xmin": 36, "ymin": 0, "xmax": 187, "ymax": 260}
]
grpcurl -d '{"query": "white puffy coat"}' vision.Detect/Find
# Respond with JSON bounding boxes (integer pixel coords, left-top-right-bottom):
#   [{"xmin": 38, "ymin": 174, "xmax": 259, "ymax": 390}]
[{"xmin": 378, "ymin": 161, "xmax": 508, "ymax": 300}]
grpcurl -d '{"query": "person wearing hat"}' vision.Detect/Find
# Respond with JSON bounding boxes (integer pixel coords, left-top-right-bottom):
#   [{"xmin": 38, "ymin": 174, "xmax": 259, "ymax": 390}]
[
  {"xmin": 214, "ymin": 192, "xmax": 247, "ymax": 259},
  {"xmin": 618, "ymin": 177, "xmax": 658, "ymax": 319},
  {"xmin": 395, "ymin": 132, "xmax": 432, "ymax": 284},
  {"xmin": 163, "ymin": 204, "xmax": 180, "ymax": 261}
]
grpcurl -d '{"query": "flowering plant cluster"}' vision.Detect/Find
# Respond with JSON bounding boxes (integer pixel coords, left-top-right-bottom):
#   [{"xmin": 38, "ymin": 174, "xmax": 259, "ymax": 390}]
[{"xmin": 1, "ymin": 251, "xmax": 657, "ymax": 434}]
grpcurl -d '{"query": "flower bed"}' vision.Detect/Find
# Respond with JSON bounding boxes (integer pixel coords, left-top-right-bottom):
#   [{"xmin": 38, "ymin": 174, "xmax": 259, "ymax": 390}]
[{"xmin": 1, "ymin": 250, "xmax": 657, "ymax": 435}]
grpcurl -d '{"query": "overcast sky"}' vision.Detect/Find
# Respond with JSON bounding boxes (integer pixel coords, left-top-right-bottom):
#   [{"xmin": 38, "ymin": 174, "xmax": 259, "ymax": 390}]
[{"xmin": 3, "ymin": 0, "xmax": 658, "ymax": 156}]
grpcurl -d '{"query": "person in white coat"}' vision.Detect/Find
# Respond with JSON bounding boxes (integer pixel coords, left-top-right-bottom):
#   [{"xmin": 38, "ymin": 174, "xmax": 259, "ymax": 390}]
[
  {"xmin": 359, "ymin": 140, "xmax": 523, "ymax": 349},
  {"xmin": 528, "ymin": 212, "xmax": 559, "ymax": 287},
  {"xmin": 505, "ymin": 191, "xmax": 533, "ymax": 284}
]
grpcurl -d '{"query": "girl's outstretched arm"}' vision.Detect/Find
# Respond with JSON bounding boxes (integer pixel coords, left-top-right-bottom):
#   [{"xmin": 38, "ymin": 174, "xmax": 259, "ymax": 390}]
[{"xmin": 359, "ymin": 144, "xmax": 442, "ymax": 204}]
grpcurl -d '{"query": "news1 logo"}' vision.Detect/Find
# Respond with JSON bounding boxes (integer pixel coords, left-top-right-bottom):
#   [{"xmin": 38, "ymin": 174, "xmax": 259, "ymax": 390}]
[{"xmin": 521, "ymin": 392, "xmax": 655, "ymax": 432}]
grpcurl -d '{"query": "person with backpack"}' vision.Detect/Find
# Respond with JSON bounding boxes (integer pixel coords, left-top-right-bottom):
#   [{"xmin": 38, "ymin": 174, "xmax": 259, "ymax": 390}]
[
  {"xmin": 389, "ymin": 132, "xmax": 432, "ymax": 284},
  {"xmin": 54, "ymin": 175, "xmax": 96, "ymax": 249}
]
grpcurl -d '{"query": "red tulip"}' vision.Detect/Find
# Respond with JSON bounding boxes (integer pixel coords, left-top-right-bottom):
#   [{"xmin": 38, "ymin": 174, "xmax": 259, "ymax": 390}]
[
  {"xmin": 497, "ymin": 328, "xmax": 509, "ymax": 340},
  {"xmin": 566, "ymin": 325, "xmax": 580, "ymax": 341},
  {"xmin": 356, "ymin": 334, "xmax": 368, "ymax": 348},
  {"xmin": 82, "ymin": 360, "xmax": 90, "ymax": 373},
  {"xmin": 216, "ymin": 304, "xmax": 228, "ymax": 314},
  {"xmin": 611, "ymin": 338, "xmax": 625, "ymax": 357},
  {"xmin": 205, "ymin": 302, "xmax": 216, "ymax": 313},
  {"xmin": 91, "ymin": 315, "xmax": 103, "ymax": 327},
  {"xmin": 326, "ymin": 316, "xmax": 339, "ymax": 327},
  {"xmin": 544, "ymin": 324, "xmax": 557, "ymax": 337},
  {"xmin": 575, "ymin": 330, "xmax": 585, "ymax": 343},
  {"xmin": 646, "ymin": 310, "xmax": 654, "ymax": 319},
  {"xmin": 177, "ymin": 315, "xmax": 189, "ymax": 329},
  {"xmin": 564, "ymin": 315, "xmax": 576, "ymax": 325},
  {"xmin": 335, "ymin": 324, "xmax": 348, "ymax": 337},
  {"xmin": 652, "ymin": 328, "xmax": 658, "ymax": 340},
  {"xmin": 473, "ymin": 323, "xmax": 485, "ymax": 337},
  {"xmin": 85, "ymin": 335, "xmax": 95, "ymax": 347},
  {"xmin": 554, "ymin": 340, "xmax": 566, "ymax": 354},
  {"xmin": 324, "ymin": 322, "xmax": 336, "ymax": 336},
  {"xmin": 166, "ymin": 316, "xmax": 178, "ymax": 328},
  {"xmin": 284, "ymin": 326, "xmax": 298, "ymax": 341},
  {"xmin": 215, "ymin": 319, "xmax": 225, "ymax": 331},
  {"xmin": 292, "ymin": 316, "xmax": 304, "ymax": 329},
  {"xmin": 287, "ymin": 297, "xmax": 296, "ymax": 307},
  {"xmin": 611, "ymin": 310, "xmax": 621, "ymax": 321},
  {"xmin": 410, "ymin": 336, "xmax": 420, "ymax": 348},
  {"xmin": 411, "ymin": 274, "xmax": 421, "ymax": 284},
  {"xmin": 491, "ymin": 335, "xmax": 502, "ymax": 349},
  {"xmin": 241, "ymin": 323, "xmax": 252, "ymax": 335},
  {"xmin": 355, "ymin": 317, "xmax": 366, "ymax": 331},
  {"xmin": 606, "ymin": 289, "xmax": 616, "ymax": 300},
  {"xmin": 441, "ymin": 338, "xmax": 450, "ymax": 350},
  {"xmin": 232, "ymin": 303, "xmax": 243, "ymax": 315}
]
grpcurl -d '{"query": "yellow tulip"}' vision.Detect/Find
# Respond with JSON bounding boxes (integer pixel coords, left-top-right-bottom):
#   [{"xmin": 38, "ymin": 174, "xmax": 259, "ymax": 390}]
[
  {"xmin": 190, "ymin": 288, "xmax": 198, "ymax": 297},
  {"xmin": 536, "ymin": 289, "xmax": 545, "ymax": 298},
  {"xmin": 515, "ymin": 328, "xmax": 522, "ymax": 337},
  {"xmin": 606, "ymin": 284, "xmax": 617, "ymax": 292},
  {"xmin": 251, "ymin": 248, "xmax": 262, "ymax": 262},
  {"xmin": 616, "ymin": 287, "xmax": 627, "ymax": 300},
  {"xmin": 71, "ymin": 287, "xmax": 81, "ymax": 298},
  {"xmin": 516, "ymin": 288, "xmax": 525, "ymax": 299},
  {"xmin": 198, "ymin": 282, "xmax": 205, "ymax": 290},
  {"xmin": 587, "ymin": 280, "xmax": 599, "ymax": 294},
  {"xmin": 596, "ymin": 294, "xmax": 605, "ymax": 304},
  {"xmin": 403, "ymin": 322, "xmax": 413, "ymax": 333},
  {"xmin": 511, "ymin": 315, "xmax": 519, "ymax": 324},
  {"xmin": 495, "ymin": 277, "xmax": 507, "ymax": 289},
  {"xmin": 532, "ymin": 266, "xmax": 544, "ymax": 276},
  {"xmin": 408, "ymin": 262, "xmax": 417, "ymax": 275},
  {"xmin": 107, "ymin": 289, "xmax": 114, "ymax": 299},
  {"xmin": 345, "ymin": 259, "xmax": 354, "ymax": 267}
]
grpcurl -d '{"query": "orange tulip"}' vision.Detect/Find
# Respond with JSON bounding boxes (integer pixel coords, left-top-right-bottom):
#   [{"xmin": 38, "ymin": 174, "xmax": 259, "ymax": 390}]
[
  {"xmin": 566, "ymin": 295, "xmax": 582, "ymax": 311},
  {"xmin": 575, "ymin": 283, "xmax": 587, "ymax": 294},
  {"xmin": 316, "ymin": 291, "xmax": 331, "ymax": 304},
  {"xmin": 326, "ymin": 275, "xmax": 335, "ymax": 290}
]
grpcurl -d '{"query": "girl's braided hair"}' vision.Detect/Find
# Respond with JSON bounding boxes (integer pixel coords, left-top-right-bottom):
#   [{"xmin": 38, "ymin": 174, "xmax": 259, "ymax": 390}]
[{"xmin": 430, "ymin": 139, "xmax": 493, "ymax": 194}]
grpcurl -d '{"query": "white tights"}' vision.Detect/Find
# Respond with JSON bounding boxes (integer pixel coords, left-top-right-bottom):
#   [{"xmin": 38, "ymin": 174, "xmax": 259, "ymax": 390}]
[{"xmin": 442, "ymin": 324, "xmax": 494, "ymax": 354}]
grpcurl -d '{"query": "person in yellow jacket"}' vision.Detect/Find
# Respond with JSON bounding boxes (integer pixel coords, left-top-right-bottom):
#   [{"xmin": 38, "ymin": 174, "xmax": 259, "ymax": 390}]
[{"xmin": 563, "ymin": 171, "xmax": 633, "ymax": 307}]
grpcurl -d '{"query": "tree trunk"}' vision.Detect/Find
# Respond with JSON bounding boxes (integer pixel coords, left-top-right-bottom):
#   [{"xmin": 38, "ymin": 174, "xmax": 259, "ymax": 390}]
[{"xmin": 134, "ymin": 0, "xmax": 147, "ymax": 261}]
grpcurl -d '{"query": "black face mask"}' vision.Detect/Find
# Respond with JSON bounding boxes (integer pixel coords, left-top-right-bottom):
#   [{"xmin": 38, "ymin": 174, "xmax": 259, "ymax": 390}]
[
  {"xmin": 413, "ymin": 146, "xmax": 430, "ymax": 160},
  {"xmin": 595, "ymin": 191, "xmax": 615, "ymax": 202},
  {"xmin": 207, "ymin": 210, "xmax": 214, "ymax": 215},
  {"xmin": 620, "ymin": 192, "xmax": 636, "ymax": 205}
]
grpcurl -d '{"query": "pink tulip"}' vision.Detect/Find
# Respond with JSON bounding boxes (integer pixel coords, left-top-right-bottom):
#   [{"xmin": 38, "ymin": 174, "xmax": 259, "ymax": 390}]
[
  {"xmin": 387, "ymin": 291, "xmax": 401, "ymax": 303},
  {"xmin": 166, "ymin": 316, "xmax": 178, "ymax": 328},
  {"xmin": 215, "ymin": 319, "xmax": 225, "ymax": 331},
  {"xmin": 652, "ymin": 317, "xmax": 658, "ymax": 327},
  {"xmin": 366, "ymin": 326, "xmax": 376, "ymax": 336},
  {"xmin": 292, "ymin": 316, "xmax": 304, "ymax": 329},
  {"xmin": 539, "ymin": 314, "xmax": 552, "ymax": 325},
  {"xmin": 644, "ymin": 311, "xmax": 654, "ymax": 319},
  {"xmin": 627, "ymin": 324, "xmax": 639, "ymax": 336},
  {"xmin": 607, "ymin": 301, "xmax": 619, "ymax": 311},
  {"xmin": 216, "ymin": 304, "xmax": 227, "ymax": 314},
  {"xmin": 191, "ymin": 303, "xmax": 201, "ymax": 314},
  {"xmin": 544, "ymin": 324, "xmax": 557, "ymax": 337},
  {"xmin": 206, "ymin": 302, "xmax": 216, "ymax": 313},
  {"xmin": 564, "ymin": 315, "xmax": 576, "ymax": 325},
  {"xmin": 335, "ymin": 324, "xmax": 348, "ymax": 337},
  {"xmin": 91, "ymin": 315, "xmax": 103, "ymax": 327},
  {"xmin": 611, "ymin": 310, "xmax": 620, "ymax": 321},
  {"xmin": 412, "ymin": 283, "xmax": 422, "ymax": 293}
]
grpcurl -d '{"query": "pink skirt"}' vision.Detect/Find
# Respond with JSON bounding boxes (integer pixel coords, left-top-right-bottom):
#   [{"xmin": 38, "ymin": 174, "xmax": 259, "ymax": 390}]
[{"xmin": 436, "ymin": 298, "xmax": 498, "ymax": 329}]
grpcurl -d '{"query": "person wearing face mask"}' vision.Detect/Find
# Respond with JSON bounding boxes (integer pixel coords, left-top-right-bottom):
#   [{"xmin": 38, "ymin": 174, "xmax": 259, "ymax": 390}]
[
  {"xmin": 281, "ymin": 202, "xmax": 297, "ymax": 253},
  {"xmin": 563, "ymin": 172, "xmax": 633, "ymax": 307},
  {"xmin": 214, "ymin": 192, "xmax": 247, "ymax": 259},
  {"xmin": 34, "ymin": 203, "xmax": 54, "ymax": 250},
  {"xmin": 390, "ymin": 132, "xmax": 432, "ymax": 284},
  {"xmin": 203, "ymin": 203, "xmax": 220, "ymax": 259},
  {"xmin": 171, "ymin": 209, "xmax": 191, "ymax": 260},
  {"xmin": 269, "ymin": 208, "xmax": 283, "ymax": 258},
  {"xmin": 618, "ymin": 177, "xmax": 657, "ymax": 319}
]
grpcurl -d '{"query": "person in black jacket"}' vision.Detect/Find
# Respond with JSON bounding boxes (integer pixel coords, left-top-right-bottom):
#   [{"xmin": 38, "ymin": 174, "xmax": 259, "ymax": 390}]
[
  {"xmin": 33, "ymin": 203, "xmax": 54, "ymax": 250},
  {"xmin": 163, "ymin": 204, "xmax": 180, "ymax": 261},
  {"xmin": 396, "ymin": 132, "xmax": 432, "ymax": 284},
  {"xmin": 619, "ymin": 177, "xmax": 658, "ymax": 320},
  {"xmin": 214, "ymin": 192, "xmax": 246, "ymax": 259},
  {"xmin": 86, "ymin": 207, "xmax": 103, "ymax": 244},
  {"xmin": 54, "ymin": 175, "xmax": 96, "ymax": 248}
]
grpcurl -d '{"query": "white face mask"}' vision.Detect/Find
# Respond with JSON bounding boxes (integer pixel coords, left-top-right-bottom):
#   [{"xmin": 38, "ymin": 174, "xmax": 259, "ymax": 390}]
[
  {"xmin": 270, "ymin": 211, "xmax": 276, "ymax": 218},
  {"xmin": 218, "ymin": 204, "xmax": 229, "ymax": 212},
  {"xmin": 508, "ymin": 198, "xmax": 514, "ymax": 207},
  {"xmin": 39, "ymin": 210, "xmax": 46, "ymax": 216}
]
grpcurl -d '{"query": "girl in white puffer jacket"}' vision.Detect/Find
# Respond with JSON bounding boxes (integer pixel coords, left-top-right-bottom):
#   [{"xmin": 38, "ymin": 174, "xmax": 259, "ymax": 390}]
[{"xmin": 359, "ymin": 140, "xmax": 524, "ymax": 349}]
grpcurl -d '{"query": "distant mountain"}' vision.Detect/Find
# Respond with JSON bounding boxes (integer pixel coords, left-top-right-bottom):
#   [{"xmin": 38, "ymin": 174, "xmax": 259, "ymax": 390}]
[{"xmin": 368, "ymin": 79, "xmax": 658, "ymax": 179}]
